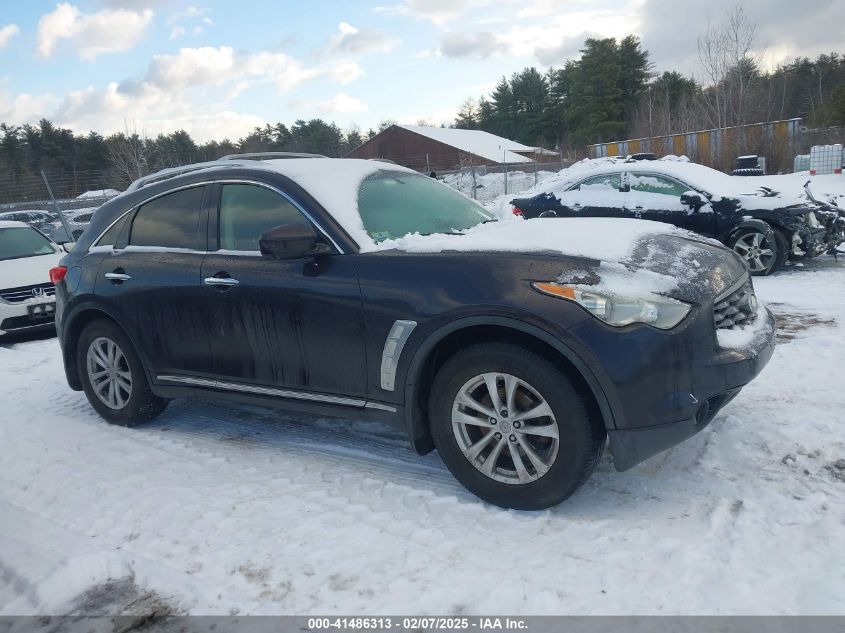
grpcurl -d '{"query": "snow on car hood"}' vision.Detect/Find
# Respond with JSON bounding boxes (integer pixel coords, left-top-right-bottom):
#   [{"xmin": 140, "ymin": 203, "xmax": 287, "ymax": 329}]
[
  {"xmin": 0, "ymin": 250, "xmax": 64, "ymax": 289},
  {"xmin": 376, "ymin": 218, "xmax": 745, "ymax": 302}
]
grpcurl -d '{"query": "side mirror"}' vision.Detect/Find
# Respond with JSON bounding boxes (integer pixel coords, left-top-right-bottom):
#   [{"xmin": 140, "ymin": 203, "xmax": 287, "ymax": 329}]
[
  {"xmin": 61, "ymin": 242, "xmax": 75, "ymax": 253},
  {"xmin": 259, "ymin": 223, "xmax": 329, "ymax": 259},
  {"xmin": 680, "ymin": 191, "xmax": 705, "ymax": 209}
]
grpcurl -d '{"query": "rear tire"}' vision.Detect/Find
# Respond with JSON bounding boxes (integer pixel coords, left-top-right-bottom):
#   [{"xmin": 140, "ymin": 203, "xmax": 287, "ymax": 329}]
[
  {"xmin": 728, "ymin": 225, "xmax": 788, "ymax": 276},
  {"xmin": 77, "ymin": 319, "xmax": 168, "ymax": 426},
  {"xmin": 428, "ymin": 343, "xmax": 605, "ymax": 510}
]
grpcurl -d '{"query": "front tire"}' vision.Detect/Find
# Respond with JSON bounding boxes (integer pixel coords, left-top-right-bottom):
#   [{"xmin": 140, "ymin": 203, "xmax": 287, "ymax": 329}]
[
  {"xmin": 428, "ymin": 343, "xmax": 605, "ymax": 510},
  {"xmin": 729, "ymin": 225, "xmax": 787, "ymax": 276},
  {"xmin": 77, "ymin": 319, "xmax": 168, "ymax": 426}
]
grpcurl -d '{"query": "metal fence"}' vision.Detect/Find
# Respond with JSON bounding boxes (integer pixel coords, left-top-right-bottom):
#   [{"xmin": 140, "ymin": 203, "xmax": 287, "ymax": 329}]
[
  {"xmin": 0, "ymin": 171, "xmax": 120, "ymax": 242},
  {"xmin": 442, "ymin": 160, "xmax": 571, "ymax": 203}
]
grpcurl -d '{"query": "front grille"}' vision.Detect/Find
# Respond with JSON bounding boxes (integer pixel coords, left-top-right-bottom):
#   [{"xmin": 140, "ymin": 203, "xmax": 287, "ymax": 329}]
[
  {"xmin": 714, "ymin": 278, "xmax": 757, "ymax": 330},
  {"xmin": 0, "ymin": 283, "xmax": 56, "ymax": 304}
]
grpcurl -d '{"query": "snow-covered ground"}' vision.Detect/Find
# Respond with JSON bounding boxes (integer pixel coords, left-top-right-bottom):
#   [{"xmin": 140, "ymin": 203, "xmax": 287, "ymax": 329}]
[{"xmin": 1, "ymin": 257, "xmax": 844, "ymax": 616}]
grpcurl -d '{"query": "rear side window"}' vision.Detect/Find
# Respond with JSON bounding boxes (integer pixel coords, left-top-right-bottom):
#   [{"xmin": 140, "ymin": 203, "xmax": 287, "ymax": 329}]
[
  {"xmin": 629, "ymin": 174, "xmax": 688, "ymax": 197},
  {"xmin": 575, "ymin": 174, "xmax": 621, "ymax": 191},
  {"xmin": 130, "ymin": 187, "xmax": 204, "ymax": 249},
  {"xmin": 218, "ymin": 184, "xmax": 310, "ymax": 251}
]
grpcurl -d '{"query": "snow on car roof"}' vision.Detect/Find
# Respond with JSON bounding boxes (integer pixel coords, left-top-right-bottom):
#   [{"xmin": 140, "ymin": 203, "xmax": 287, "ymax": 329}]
[
  {"xmin": 398, "ymin": 125, "xmax": 534, "ymax": 164},
  {"xmin": 0, "ymin": 220, "xmax": 31, "ymax": 228}
]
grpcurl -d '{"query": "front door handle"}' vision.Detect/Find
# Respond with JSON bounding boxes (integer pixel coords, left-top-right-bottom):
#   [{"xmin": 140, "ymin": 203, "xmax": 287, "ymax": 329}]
[
  {"xmin": 105, "ymin": 271, "xmax": 131, "ymax": 283},
  {"xmin": 204, "ymin": 276, "xmax": 239, "ymax": 287}
]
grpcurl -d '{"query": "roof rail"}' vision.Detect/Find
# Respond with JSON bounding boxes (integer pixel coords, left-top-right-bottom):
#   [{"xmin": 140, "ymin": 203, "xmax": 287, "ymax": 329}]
[
  {"xmin": 218, "ymin": 152, "xmax": 326, "ymax": 161},
  {"xmin": 125, "ymin": 152, "xmax": 326, "ymax": 192},
  {"xmin": 125, "ymin": 161, "xmax": 238, "ymax": 193}
]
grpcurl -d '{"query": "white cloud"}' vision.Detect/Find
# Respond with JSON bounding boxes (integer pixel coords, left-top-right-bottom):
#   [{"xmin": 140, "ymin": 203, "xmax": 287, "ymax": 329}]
[
  {"xmin": 0, "ymin": 44, "xmax": 367, "ymax": 142},
  {"xmin": 36, "ymin": 3, "xmax": 153, "ymax": 61},
  {"xmin": 440, "ymin": 31, "xmax": 507, "ymax": 59},
  {"xmin": 169, "ymin": 26, "xmax": 185, "ymax": 39},
  {"xmin": 327, "ymin": 22, "xmax": 399, "ymax": 55},
  {"xmin": 310, "ymin": 92, "xmax": 368, "ymax": 114},
  {"xmin": 50, "ymin": 81, "xmax": 264, "ymax": 142},
  {"xmin": 0, "ymin": 24, "xmax": 20, "ymax": 49}
]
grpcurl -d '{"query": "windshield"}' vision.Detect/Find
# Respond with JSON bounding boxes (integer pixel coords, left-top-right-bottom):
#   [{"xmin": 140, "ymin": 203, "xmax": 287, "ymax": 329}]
[
  {"xmin": 358, "ymin": 171, "xmax": 494, "ymax": 242},
  {"xmin": 0, "ymin": 227, "xmax": 57, "ymax": 261}
]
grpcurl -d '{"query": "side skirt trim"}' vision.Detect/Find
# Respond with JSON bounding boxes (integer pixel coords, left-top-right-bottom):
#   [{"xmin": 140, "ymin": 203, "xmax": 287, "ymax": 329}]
[{"xmin": 156, "ymin": 374, "xmax": 397, "ymax": 413}]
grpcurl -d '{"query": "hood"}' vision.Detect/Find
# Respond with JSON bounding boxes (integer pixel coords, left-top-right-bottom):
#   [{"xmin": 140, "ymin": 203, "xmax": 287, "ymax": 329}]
[
  {"xmin": 378, "ymin": 218, "xmax": 746, "ymax": 303},
  {"xmin": 0, "ymin": 250, "xmax": 64, "ymax": 290}
]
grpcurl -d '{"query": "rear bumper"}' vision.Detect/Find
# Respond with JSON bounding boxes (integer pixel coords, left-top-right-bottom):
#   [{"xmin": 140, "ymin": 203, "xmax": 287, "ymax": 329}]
[{"xmin": 564, "ymin": 303, "xmax": 777, "ymax": 471}]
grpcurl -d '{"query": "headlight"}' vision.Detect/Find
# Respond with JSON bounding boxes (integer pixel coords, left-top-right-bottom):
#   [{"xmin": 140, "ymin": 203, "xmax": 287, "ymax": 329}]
[
  {"xmin": 805, "ymin": 211, "xmax": 822, "ymax": 228},
  {"xmin": 532, "ymin": 282, "xmax": 692, "ymax": 329}
]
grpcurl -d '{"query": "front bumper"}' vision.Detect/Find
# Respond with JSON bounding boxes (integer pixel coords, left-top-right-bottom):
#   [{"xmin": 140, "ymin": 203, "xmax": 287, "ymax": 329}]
[
  {"xmin": 0, "ymin": 298, "xmax": 57, "ymax": 336},
  {"xmin": 563, "ymin": 301, "xmax": 777, "ymax": 471}
]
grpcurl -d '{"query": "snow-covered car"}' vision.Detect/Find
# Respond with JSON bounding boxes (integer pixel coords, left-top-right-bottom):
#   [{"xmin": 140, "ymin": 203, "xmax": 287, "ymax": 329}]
[
  {"xmin": 0, "ymin": 221, "xmax": 65, "ymax": 336},
  {"xmin": 49, "ymin": 209, "xmax": 96, "ymax": 243},
  {"xmin": 511, "ymin": 158, "xmax": 844, "ymax": 275},
  {"xmin": 53, "ymin": 156, "xmax": 776, "ymax": 510},
  {"xmin": 0, "ymin": 210, "xmax": 56, "ymax": 234}
]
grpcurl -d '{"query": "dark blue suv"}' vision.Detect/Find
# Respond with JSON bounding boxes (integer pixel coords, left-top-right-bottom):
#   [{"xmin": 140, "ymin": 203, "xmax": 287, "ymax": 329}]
[{"xmin": 51, "ymin": 155, "xmax": 777, "ymax": 509}]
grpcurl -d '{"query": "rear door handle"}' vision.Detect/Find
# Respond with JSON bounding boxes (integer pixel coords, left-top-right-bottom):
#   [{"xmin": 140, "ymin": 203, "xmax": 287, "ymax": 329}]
[
  {"xmin": 105, "ymin": 272, "xmax": 131, "ymax": 282},
  {"xmin": 204, "ymin": 277, "xmax": 239, "ymax": 287}
]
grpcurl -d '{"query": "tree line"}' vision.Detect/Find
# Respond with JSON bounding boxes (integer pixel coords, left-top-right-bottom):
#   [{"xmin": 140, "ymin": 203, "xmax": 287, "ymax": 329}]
[
  {"xmin": 454, "ymin": 7, "xmax": 845, "ymax": 152},
  {"xmin": 0, "ymin": 118, "xmax": 379, "ymax": 201}
]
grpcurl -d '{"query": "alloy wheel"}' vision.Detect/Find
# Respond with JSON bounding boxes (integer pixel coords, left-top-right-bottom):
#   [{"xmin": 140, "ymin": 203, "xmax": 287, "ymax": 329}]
[
  {"xmin": 733, "ymin": 231, "xmax": 776, "ymax": 273},
  {"xmin": 451, "ymin": 372, "xmax": 559, "ymax": 485},
  {"xmin": 86, "ymin": 336, "xmax": 133, "ymax": 410}
]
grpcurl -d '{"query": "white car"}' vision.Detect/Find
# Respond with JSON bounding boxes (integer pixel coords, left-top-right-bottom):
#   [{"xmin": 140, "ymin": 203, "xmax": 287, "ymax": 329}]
[{"xmin": 0, "ymin": 221, "xmax": 66, "ymax": 336}]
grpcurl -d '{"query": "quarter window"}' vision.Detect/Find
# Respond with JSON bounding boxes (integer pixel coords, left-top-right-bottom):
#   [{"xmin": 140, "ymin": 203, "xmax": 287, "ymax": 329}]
[
  {"xmin": 96, "ymin": 214, "xmax": 129, "ymax": 247},
  {"xmin": 218, "ymin": 184, "xmax": 311, "ymax": 252},
  {"xmin": 129, "ymin": 187, "xmax": 205, "ymax": 249}
]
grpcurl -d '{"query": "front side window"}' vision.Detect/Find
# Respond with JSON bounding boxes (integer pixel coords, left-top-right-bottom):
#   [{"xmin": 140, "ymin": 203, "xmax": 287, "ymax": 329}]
[
  {"xmin": 130, "ymin": 187, "xmax": 205, "ymax": 249},
  {"xmin": 0, "ymin": 226, "xmax": 57, "ymax": 261},
  {"xmin": 358, "ymin": 172, "xmax": 493, "ymax": 242},
  {"xmin": 628, "ymin": 174, "xmax": 689, "ymax": 197},
  {"xmin": 218, "ymin": 184, "xmax": 311, "ymax": 251}
]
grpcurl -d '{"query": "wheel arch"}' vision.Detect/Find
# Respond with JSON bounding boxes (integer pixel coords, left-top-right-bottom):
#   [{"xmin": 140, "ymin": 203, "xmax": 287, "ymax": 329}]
[
  {"xmin": 62, "ymin": 305, "xmax": 134, "ymax": 391},
  {"xmin": 402, "ymin": 317, "xmax": 614, "ymax": 455}
]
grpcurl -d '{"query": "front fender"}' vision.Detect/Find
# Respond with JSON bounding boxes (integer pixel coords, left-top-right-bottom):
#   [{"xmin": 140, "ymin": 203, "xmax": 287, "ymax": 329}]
[{"xmin": 401, "ymin": 315, "xmax": 616, "ymax": 455}]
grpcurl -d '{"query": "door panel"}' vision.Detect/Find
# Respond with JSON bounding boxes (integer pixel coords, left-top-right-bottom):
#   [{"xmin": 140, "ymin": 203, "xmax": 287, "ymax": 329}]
[
  {"xmin": 625, "ymin": 172, "xmax": 716, "ymax": 235},
  {"xmin": 202, "ymin": 182, "xmax": 367, "ymax": 398},
  {"xmin": 96, "ymin": 250, "xmax": 213, "ymax": 377},
  {"xmin": 94, "ymin": 185, "xmax": 213, "ymax": 377}
]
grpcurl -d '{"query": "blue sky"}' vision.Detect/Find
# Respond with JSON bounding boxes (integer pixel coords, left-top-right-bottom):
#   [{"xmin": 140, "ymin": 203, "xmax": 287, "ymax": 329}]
[{"xmin": 0, "ymin": 0, "xmax": 840, "ymax": 142}]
